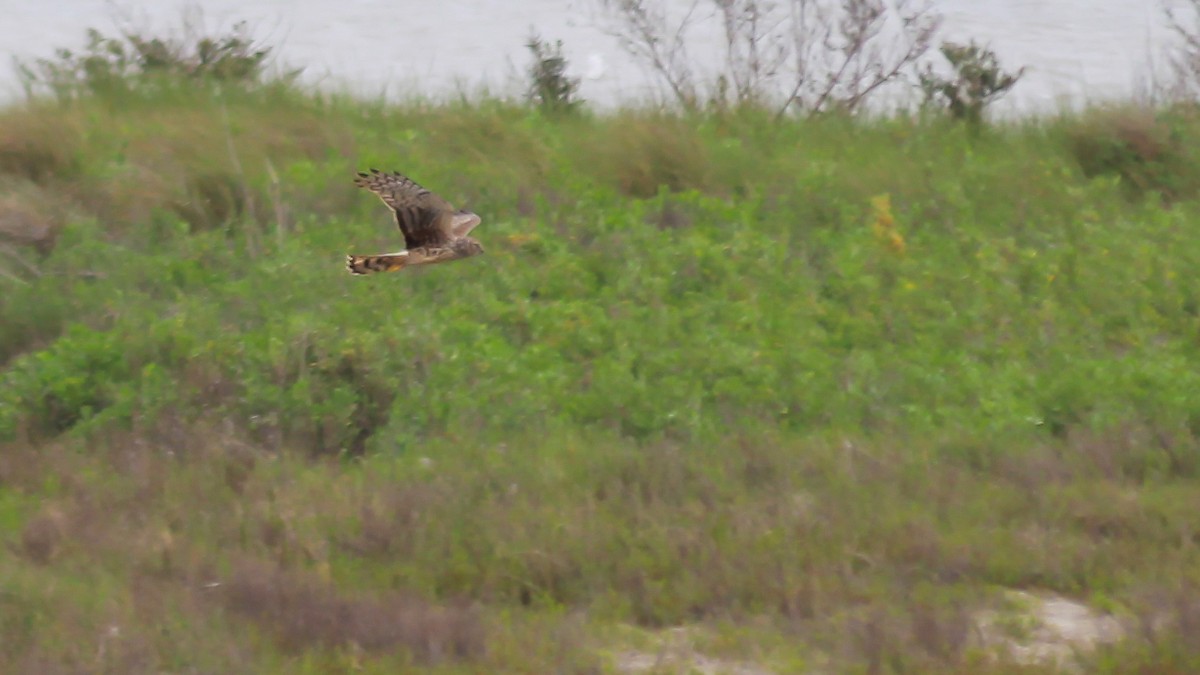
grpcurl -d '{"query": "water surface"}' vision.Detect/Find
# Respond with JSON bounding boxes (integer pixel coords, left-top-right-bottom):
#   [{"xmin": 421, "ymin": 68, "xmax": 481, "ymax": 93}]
[{"xmin": 1, "ymin": 0, "xmax": 1186, "ymax": 113}]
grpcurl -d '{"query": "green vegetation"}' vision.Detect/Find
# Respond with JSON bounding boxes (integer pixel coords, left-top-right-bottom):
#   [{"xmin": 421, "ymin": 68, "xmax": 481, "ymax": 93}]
[
  {"xmin": 920, "ymin": 41, "xmax": 1025, "ymax": 126},
  {"xmin": 525, "ymin": 33, "xmax": 582, "ymax": 114},
  {"xmin": 2, "ymin": 21, "xmax": 1200, "ymax": 675}
]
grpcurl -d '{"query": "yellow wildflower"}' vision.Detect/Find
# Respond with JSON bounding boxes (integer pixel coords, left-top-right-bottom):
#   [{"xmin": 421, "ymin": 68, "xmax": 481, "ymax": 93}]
[{"xmin": 870, "ymin": 193, "xmax": 906, "ymax": 255}]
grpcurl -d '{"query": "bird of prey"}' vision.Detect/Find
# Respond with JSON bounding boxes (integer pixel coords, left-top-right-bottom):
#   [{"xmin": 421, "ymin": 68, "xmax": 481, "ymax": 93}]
[{"xmin": 346, "ymin": 169, "xmax": 484, "ymax": 275}]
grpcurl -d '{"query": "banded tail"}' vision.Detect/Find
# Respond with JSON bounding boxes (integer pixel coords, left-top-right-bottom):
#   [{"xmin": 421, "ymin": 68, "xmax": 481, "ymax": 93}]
[{"xmin": 346, "ymin": 251, "xmax": 409, "ymax": 275}]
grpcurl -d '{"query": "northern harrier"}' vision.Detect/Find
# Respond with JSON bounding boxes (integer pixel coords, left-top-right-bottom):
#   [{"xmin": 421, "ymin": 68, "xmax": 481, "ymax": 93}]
[{"xmin": 346, "ymin": 169, "xmax": 484, "ymax": 275}]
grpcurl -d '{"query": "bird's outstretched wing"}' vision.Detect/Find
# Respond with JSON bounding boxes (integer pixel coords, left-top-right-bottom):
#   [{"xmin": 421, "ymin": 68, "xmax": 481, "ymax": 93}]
[
  {"xmin": 450, "ymin": 211, "xmax": 482, "ymax": 238},
  {"xmin": 354, "ymin": 169, "xmax": 457, "ymax": 249}
]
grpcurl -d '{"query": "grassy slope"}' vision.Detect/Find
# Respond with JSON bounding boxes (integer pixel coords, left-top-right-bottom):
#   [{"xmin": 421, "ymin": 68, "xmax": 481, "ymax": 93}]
[{"xmin": 1, "ymin": 81, "xmax": 1200, "ymax": 672}]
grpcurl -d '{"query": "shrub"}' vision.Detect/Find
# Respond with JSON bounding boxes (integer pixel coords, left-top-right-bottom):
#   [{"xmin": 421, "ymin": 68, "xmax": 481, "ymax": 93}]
[
  {"xmin": 0, "ymin": 324, "xmax": 130, "ymax": 439},
  {"xmin": 15, "ymin": 15, "xmax": 293, "ymax": 101},
  {"xmin": 598, "ymin": 0, "xmax": 941, "ymax": 115},
  {"xmin": 919, "ymin": 40, "xmax": 1024, "ymax": 125},
  {"xmin": 525, "ymin": 33, "xmax": 581, "ymax": 114}
]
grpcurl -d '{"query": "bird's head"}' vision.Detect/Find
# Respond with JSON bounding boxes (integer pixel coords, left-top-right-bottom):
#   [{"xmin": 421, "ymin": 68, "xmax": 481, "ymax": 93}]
[{"xmin": 456, "ymin": 237, "xmax": 485, "ymax": 257}]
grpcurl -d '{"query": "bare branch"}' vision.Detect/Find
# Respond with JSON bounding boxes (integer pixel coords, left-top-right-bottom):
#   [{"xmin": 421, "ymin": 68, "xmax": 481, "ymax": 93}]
[
  {"xmin": 597, "ymin": 0, "xmax": 936, "ymax": 112},
  {"xmin": 715, "ymin": 0, "xmax": 790, "ymax": 105},
  {"xmin": 1164, "ymin": 1, "xmax": 1200, "ymax": 101},
  {"xmin": 598, "ymin": 0, "xmax": 940, "ymax": 115},
  {"xmin": 599, "ymin": 0, "xmax": 704, "ymax": 108}
]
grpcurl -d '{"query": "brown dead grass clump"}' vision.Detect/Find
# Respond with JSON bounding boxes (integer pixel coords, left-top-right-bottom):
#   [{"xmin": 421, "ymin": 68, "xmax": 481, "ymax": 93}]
[
  {"xmin": 585, "ymin": 113, "xmax": 711, "ymax": 198},
  {"xmin": 0, "ymin": 98, "xmax": 354, "ymax": 237},
  {"xmin": 1130, "ymin": 585, "xmax": 1200, "ymax": 656},
  {"xmin": 222, "ymin": 557, "xmax": 485, "ymax": 663},
  {"xmin": 840, "ymin": 596, "xmax": 1071, "ymax": 675},
  {"xmin": 1064, "ymin": 106, "xmax": 1194, "ymax": 200},
  {"xmin": 1078, "ymin": 584, "xmax": 1200, "ymax": 673},
  {"xmin": 18, "ymin": 505, "xmax": 68, "ymax": 565},
  {"xmin": 0, "ymin": 108, "xmax": 82, "ymax": 182},
  {"xmin": 0, "ymin": 192, "xmax": 61, "ymax": 255},
  {"xmin": 83, "ymin": 106, "xmax": 335, "ymax": 232},
  {"xmin": 423, "ymin": 108, "xmax": 552, "ymax": 179},
  {"xmin": 340, "ymin": 483, "xmax": 445, "ymax": 558}
]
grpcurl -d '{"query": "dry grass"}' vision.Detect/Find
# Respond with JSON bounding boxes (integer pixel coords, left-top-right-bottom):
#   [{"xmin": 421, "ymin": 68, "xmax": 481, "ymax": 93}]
[
  {"xmin": 1, "ymin": 418, "xmax": 1196, "ymax": 671},
  {"xmin": 222, "ymin": 557, "xmax": 485, "ymax": 661},
  {"xmin": 0, "ymin": 94, "xmax": 351, "ymax": 243},
  {"xmin": 583, "ymin": 111, "xmax": 713, "ymax": 198},
  {"xmin": 1062, "ymin": 104, "xmax": 1196, "ymax": 200},
  {"xmin": 18, "ymin": 505, "xmax": 67, "ymax": 565},
  {"xmin": 0, "ymin": 424, "xmax": 486, "ymax": 671},
  {"xmin": 0, "ymin": 183, "xmax": 62, "ymax": 255},
  {"xmin": 0, "ymin": 107, "xmax": 82, "ymax": 182}
]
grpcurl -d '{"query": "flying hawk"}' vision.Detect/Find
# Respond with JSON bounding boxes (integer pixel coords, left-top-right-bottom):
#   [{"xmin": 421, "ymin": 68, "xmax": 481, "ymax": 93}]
[{"xmin": 346, "ymin": 169, "xmax": 484, "ymax": 275}]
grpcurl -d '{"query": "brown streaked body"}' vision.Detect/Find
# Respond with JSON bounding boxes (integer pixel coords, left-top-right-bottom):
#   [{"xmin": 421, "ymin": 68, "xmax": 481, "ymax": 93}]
[{"xmin": 346, "ymin": 169, "xmax": 485, "ymax": 275}]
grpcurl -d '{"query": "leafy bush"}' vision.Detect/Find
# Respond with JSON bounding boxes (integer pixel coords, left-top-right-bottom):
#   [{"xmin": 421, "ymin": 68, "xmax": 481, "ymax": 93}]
[
  {"xmin": 0, "ymin": 325, "xmax": 131, "ymax": 438},
  {"xmin": 919, "ymin": 41, "xmax": 1024, "ymax": 124},
  {"xmin": 16, "ymin": 17, "xmax": 291, "ymax": 101},
  {"xmin": 525, "ymin": 33, "xmax": 581, "ymax": 114}
]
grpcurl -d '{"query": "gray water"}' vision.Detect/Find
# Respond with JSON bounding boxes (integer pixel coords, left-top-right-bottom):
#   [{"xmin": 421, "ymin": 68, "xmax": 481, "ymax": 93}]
[{"xmin": 1, "ymin": 0, "xmax": 1187, "ymax": 114}]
